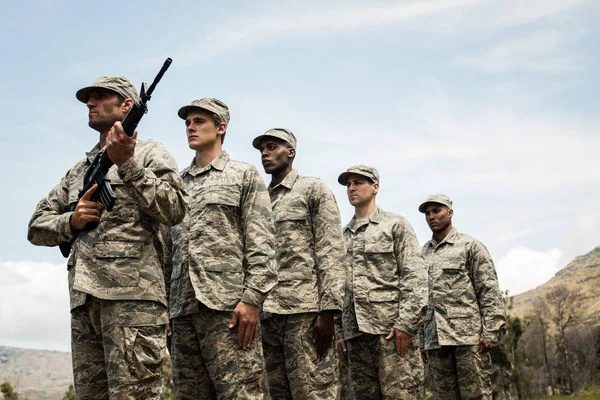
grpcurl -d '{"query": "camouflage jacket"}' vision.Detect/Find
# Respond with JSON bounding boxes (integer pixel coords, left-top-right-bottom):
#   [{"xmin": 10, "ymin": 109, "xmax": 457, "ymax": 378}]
[
  {"xmin": 262, "ymin": 169, "xmax": 345, "ymax": 314},
  {"xmin": 422, "ymin": 228, "xmax": 506, "ymax": 350},
  {"xmin": 27, "ymin": 140, "xmax": 187, "ymax": 310},
  {"xmin": 341, "ymin": 207, "xmax": 427, "ymax": 340},
  {"xmin": 168, "ymin": 151, "xmax": 276, "ymax": 316}
]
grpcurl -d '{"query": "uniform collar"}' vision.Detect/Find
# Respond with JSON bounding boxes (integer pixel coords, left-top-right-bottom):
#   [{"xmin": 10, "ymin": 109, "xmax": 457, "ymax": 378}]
[
  {"xmin": 427, "ymin": 226, "xmax": 459, "ymax": 248},
  {"xmin": 269, "ymin": 169, "xmax": 299, "ymax": 191},
  {"xmin": 183, "ymin": 151, "xmax": 230, "ymax": 177},
  {"xmin": 85, "ymin": 143, "xmax": 102, "ymax": 165},
  {"xmin": 344, "ymin": 206, "xmax": 383, "ymax": 233}
]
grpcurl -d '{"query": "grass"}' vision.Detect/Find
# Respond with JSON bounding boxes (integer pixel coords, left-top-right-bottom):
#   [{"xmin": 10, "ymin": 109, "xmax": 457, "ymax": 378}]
[{"xmin": 534, "ymin": 386, "xmax": 600, "ymax": 400}]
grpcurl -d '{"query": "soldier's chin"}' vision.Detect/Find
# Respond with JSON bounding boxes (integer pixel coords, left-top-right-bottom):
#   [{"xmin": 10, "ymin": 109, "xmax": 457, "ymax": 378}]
[{"xmin": 88, "ymin": 120, "xmax": 111, "ymax": 133}]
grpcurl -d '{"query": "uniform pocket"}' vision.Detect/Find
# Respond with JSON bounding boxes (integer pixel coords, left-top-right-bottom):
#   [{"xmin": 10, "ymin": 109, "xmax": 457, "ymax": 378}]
[
  {"xmin": 93, "ymin": 241, "xmax": 143, "ymax": 287},
  {"xmin": 205, "ymin": 184, "xmax": 241, "ymax": 207},
  {"xmin": 116, "ymin": 302, "xmax": 168, "ymax": 384},
  {"xmin": 364, "ymin": 241, "xmax": 397, "ymax": 280},
  {"xmin": 368, "ymin": 290, "xmax": 399, "ymax": 302},
  {"xmin": 121, "ymin": 325, "xmax": 166, "ymax": 383}
]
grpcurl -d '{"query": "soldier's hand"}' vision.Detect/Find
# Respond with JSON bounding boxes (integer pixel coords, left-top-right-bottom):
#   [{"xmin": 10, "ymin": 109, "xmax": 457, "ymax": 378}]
[
  {"xmin": 313, "ymin": 310, "xmax": 335, "ymax": 360},
  {"xmin": 229, "ymin": 301, "xmax": 260, "ymax": 350},
  {"xmin": 71, "ymin": 184, "xmax": 103, "ymax": 231},
  {"xmin": 478, "ymin": 340, "xmax": 497, "ymax": 354},
  {"xmin": 107, "ymin": 121, "xmax": 137, "ymax": 167},
  {"xmin": 420, "ymin": 348, "xmax": 428, "ymax": 363},
  {"xmin": 386, "ymin": 328, "xmax": 411, "ymax": 357},
  {"xmin": 336, "ymin": 339, "xmax": 349, "ymax": 367}
]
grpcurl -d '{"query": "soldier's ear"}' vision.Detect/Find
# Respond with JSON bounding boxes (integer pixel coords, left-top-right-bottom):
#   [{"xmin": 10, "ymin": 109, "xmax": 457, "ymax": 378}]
[
  {"xmin": 121, "ymin": 98, "xmax": 133, "ymax": 113},
  {"xmin": 448, "ymin": 208, "xmax": 454, "ymax": 218},
  {"xmin": 288, "ymin": 147, "xmax": 295, "ymax": 159},
  {"xmin": 373, "ymin": 182, "xmax": 379, "ymax": 194}
]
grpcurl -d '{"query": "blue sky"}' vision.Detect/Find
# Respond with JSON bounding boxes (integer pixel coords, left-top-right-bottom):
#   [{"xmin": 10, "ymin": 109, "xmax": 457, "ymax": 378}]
[{"xmin": 1, "ymin": 0, "xmax": 599, "ymax": 351}]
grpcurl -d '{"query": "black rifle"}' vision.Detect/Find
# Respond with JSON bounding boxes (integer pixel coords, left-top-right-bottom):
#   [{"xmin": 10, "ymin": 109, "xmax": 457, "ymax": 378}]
[{"xmin": 59, "ymin": 58, "xmax": 172, "ymax": 258}]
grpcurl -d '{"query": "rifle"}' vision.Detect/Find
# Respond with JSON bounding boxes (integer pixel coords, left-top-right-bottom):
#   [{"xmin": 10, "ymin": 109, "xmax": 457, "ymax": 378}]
[{"xmin": 59, "ymin": 58, "xmax": 173, "ymax": 258}]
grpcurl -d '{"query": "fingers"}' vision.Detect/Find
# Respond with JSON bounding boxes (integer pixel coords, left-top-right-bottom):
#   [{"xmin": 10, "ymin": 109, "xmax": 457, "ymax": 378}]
[
  {"xmin": 228, "ymin": 311, "xmax": 238, "ymax": 330},
  {"xmin": 81, "ymin": 183, "xmax": 98, "ymax": 201},
  {"xmin": 385, "ymin": 329, "xmax": 394, "ymax": 341},
  {"xmin": 244, "ymin": 321, "xmax": 255, "ymax": 349},
  {"xmin": 336, "ymin": 340, "xmax": 349, "ymax": 367}
]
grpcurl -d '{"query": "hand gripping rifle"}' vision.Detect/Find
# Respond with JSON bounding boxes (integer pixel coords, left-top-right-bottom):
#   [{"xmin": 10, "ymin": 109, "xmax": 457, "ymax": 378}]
[{"xmin": 59, "ymin": 58, "xmax": 173, "ymax": 258}]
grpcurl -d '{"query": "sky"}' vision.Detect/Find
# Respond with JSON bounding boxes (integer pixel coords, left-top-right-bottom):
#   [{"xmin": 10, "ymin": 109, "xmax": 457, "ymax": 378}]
[{"xmin": 1, "ymin": 0, "xmax": 599, "ymax": 352}]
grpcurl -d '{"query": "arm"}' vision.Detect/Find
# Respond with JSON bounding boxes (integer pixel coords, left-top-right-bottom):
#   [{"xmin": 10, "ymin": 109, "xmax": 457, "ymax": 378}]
[
  {"xmin": 392, "ymin": 219, "xmax": 428, "ymax": 337},
  {"xmin": 309, "ymin": 181, "xmax": 346, "ymax": 312},
  {"xmin": 27, "ymin": 171, "xmax": 76, "ymax": 247},
  {"xmin": 469, "ymin": 241, "xmax": 506, "ymax": 343},
  {"xmin": 117, "ymin": 141, "xmax": 187, "ymax": 227},
  {"xmin": 239, "ymin": 166, "xmax": 277, "ymax": 308}
]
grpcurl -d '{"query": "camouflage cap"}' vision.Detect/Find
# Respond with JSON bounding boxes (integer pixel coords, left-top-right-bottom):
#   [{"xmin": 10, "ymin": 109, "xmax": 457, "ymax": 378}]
[
  {"xmin": 177, "ymin": 98, "xmax": 230, "ymax": 124},
  {"xmin": 252, "ymin": 128, "xmax": 297, "ymax": 150},
  {"xmin": 418, "ymin": 194, "xmax": 453, "ymax": 213},
  {"xmin": 76, "ymin": 76, "xmax": 139, "ymax": 103},
  {"xmin": 337, "ymin": 165, "xmax": 380, "ymax": 185}
]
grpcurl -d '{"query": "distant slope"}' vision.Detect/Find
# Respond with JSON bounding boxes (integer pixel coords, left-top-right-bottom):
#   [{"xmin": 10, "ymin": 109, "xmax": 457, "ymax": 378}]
[
  {"xmin": 509, "ymin": 246, "xmax": 600, "ymax": 323},
  {"xmin": 0, "ymin": 346, "xmax": 72, "ymax": 400}
]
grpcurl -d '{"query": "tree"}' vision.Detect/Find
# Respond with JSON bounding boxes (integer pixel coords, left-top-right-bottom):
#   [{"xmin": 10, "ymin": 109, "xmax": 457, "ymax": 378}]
[
  {"xmin": 0, "ymin": 382, "xmax": 27, "ymax": 400},
  {"xmin": 61, "ymin": 384, "xmax": 76, "ymax": 400},
  {"xmin": 545, "ymin": 284, "xmax": 581, "ymax": 394}
]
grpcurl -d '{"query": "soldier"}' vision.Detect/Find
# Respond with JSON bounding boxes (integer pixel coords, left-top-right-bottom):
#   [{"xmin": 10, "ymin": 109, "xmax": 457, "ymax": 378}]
[
  {"xmin": 336, "ymin": 165, "xmax": 427, "ymax": 399},
  {"xmin": 168, "ymin": 98, "xmax": 276, "ymax": 399},
  {"xmin": 418, "ymin": 194, "xmax": 506, "ymax": 400},
  {"xmin": 252, "ymin": 128, "xmax": 346, "ymax": 399},
  {"xmin": 27, "ymin": 76, "xmax": 186, "ymax": 399}
]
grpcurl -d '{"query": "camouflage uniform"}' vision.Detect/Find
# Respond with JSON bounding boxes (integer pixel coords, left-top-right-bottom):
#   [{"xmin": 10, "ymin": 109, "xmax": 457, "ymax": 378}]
[
  {"xmin": 168, "ymin": 148, "xmax": 276, "ymax": 399},
  {"xmin": 28, "ymin": 126, "xmax": 186, "ymax": 399},
  {"xmin": 421, "ymin": 223, "xmax": 505, "ymax": 400},
  {"xmin": 341, "ymin": 206, "xmax": 427, "ymax": 400},
  {"xmin": 257, "ymin": 163, "xmax": 346, "ymax": 399}
]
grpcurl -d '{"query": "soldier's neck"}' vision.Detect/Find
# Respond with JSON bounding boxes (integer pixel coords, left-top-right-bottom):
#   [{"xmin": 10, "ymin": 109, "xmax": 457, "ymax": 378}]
[
  {"xmin": 433, "ymin": 224, "xmax": 452, "ymax": 243},
  {"xmin": 270, "ymin": 166, "xmax": 293, "ymax": 187},
  {"xmin": 195, "ymin": 143, "xmax": 223, "ymax": 169},
  {"xmin": 354, "ymin": 201, "xmax": 376, "ymax": 219},
  {"xmin": 98, "ymin": 131, "xmax": 109, "ymax": 149}
]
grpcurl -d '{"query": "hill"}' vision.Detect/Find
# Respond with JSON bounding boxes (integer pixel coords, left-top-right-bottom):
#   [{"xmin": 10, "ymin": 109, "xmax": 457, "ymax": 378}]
[
  {"xmin": 0, "ymin": 346, "xmax": 72, "ymax": 400},
  {"xmin": 509, "ymin": 246, "xmax": 600, "ymax": 323}
]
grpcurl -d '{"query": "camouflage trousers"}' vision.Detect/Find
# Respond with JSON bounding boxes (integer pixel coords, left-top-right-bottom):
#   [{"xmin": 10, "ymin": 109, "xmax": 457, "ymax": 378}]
[
  {"xmin": 170, "ymin": 307, "xmax": 269, "ymax": 399},
  {"xmin": 262, "ymin": 312, "xmax": 338, "ymax": 399},
  {"xmin": 426, "ymin": 345, "xmax": 492, "ymax": 400},
  {"xmin": 70, "ymin": 296, "xmax": 168, "ymax": 400},
  {"xmin": 346, "ymin": 333, "xmax": 423, "ymax": 400},
  {"xmin": 336, "ymin": 353, "xmax": 353, "ymax": 400}
]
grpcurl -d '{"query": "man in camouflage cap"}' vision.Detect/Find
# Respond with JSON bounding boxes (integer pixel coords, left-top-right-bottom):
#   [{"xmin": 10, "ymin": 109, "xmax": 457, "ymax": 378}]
[
  {"xmin": 419, "ymin": 194, "xmax": 506, "ymax": 400},
  {"xmin": 167, "ymin": 98, "xmax": 276, "ymax": 399},
  {"xmin": 253, "ymin": 128, "xmax": 346, "ymax": 399},
  {"xmin": 28, "ymin": 76, "xmax": 187, "ymax": 399},
  {"xmin": 336, "ymin": 165, "xmax": 427, "ymax": 399}
]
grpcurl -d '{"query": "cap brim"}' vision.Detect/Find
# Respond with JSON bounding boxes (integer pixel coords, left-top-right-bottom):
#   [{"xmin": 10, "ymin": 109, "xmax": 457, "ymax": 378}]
[
  {"xmin": 337, "ymin": 172, "xmax": 350, "ymax": 185},
  {"xmin": 252, "ymin": 134, "xmax": 293, "ymax": 150},
  {"xmin": 75, "ymin": 86, "xmax": 98, "ymax": 103},
  {"xmin": 252, "ymin": 134, "xmax": 267, "ymax": 150},
  {"xmin": 75, "ymin": 85, "xmax": 129, "ymax": 103},
  {"xmin": 418, "ymin": 201, "xmax": 450, "ymax": 213},
  {"xmin": 178, "ymin": 105, "xmax": 208, "ymax": 120}
]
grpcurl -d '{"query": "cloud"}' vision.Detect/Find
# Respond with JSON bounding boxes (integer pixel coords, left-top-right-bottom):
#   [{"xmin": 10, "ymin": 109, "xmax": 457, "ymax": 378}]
[
  {"xmin": 459, "ymin": 29, "xmax": 584, "ymax": 73},
  {"xmin": 171, "ymin": 0, "xmax": 486, "ymax": 66},
  {"xmin": 0, "ymin": 261, "xmax": 71, "ymax": 352},
  {"xmin": 496, "ymin": 247, "xmax": 563, "ymax": 296}
]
